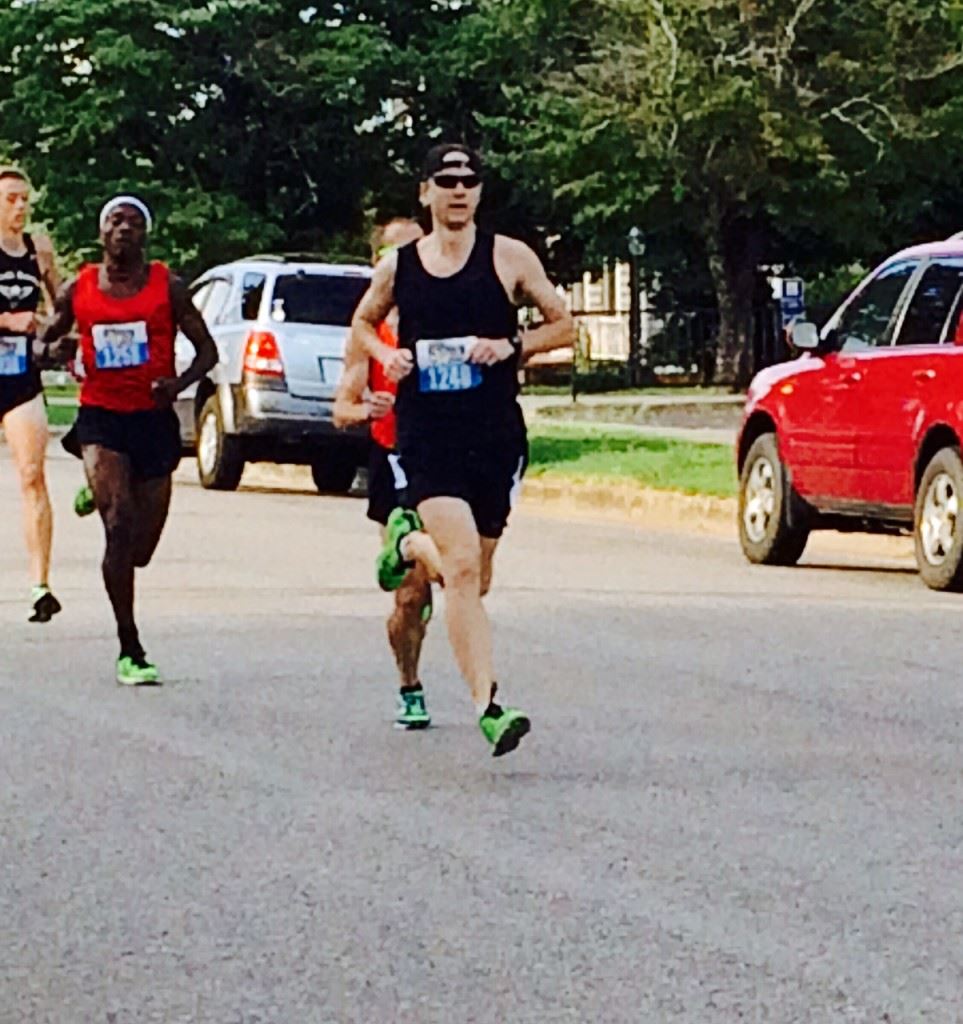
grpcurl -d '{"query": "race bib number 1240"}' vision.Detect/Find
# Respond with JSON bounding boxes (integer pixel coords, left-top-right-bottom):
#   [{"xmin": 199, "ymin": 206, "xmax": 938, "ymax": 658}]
[
  {"xmin": 92, "ymin": 320, "xmax": 150, "ymax": 370},
  {"xmin": 416, "ymin": 337, "xmax": 482, "ymax": 393}
]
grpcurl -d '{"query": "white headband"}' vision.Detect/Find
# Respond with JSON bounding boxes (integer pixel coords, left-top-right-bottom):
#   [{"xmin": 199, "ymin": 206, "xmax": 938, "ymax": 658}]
[{"xmin": 99, "ymin": 195, "xmax": 153, "ymax": 232}]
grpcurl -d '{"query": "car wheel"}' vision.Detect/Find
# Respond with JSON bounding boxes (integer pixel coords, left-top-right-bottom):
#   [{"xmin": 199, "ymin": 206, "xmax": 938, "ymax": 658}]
[
  {"xmin": 310, "ymin": 451, "xmax": 358, "ymax": 494},
  {"xmin": 738, "ymin": 432, "xmax": 810, "ymax": 566},
  {"xmin": 196, "ymin": 395, "xmax": 244, "ymax": 491},
  {"xmin": 914, "ymin": 446, "xmax": 963, "ymax": 591}
]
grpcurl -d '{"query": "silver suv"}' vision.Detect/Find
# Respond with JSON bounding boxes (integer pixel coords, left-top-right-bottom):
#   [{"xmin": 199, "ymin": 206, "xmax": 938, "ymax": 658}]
[{"xmin": 173, "ymin": 256, "xmax": 371, "ymax": 492}]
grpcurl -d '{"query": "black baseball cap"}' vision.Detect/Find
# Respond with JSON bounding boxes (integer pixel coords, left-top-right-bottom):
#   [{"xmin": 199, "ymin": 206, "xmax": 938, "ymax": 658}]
[{"xmin": 422, "ymin": 144, "xmax": 484, "ymax": 180}]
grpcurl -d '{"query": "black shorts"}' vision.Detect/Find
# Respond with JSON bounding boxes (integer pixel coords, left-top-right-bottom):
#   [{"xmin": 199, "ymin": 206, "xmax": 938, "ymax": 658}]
[
  {"xmin": 0, "ymin": 371, "xmax": 42, "ymax": 422},
  {"xmin": 367, "ymin": 442, "xmax": 405, "ymax": 526},
  {"xmin": 71, "ymin": 405, "xmax": 181, "ymax": 481},
  {"xmin": 397, "ymin": 438, "xmax": 528, "ymax": 539}
]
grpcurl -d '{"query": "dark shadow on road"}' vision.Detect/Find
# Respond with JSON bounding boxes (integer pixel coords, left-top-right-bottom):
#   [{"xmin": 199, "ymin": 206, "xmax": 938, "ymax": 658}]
[{"xmin": 798, "ymin": 562, "xmax": 918, "ymax": 577}]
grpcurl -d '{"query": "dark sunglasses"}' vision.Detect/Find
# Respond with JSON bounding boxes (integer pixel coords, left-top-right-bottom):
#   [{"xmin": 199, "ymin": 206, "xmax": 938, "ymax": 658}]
[{"xmin": 432, "ymin": 173, "xmax": 481, "ymax": 190}]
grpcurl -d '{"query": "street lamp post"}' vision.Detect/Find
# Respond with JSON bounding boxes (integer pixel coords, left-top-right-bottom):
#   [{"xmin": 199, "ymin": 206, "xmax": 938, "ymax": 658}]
[{"xmin": 627, "ymin": 227, "xmax": 645, "ymax": 387}]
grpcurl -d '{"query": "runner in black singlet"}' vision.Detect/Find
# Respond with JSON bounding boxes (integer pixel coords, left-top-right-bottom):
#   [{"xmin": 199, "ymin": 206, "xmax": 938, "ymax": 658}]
[
  {"xmin": 0, "ymin": 168, "xmax": 63, "ymax": 622},
  {"xmin": 352, "ymin": 144, "xmax": 575, "ymax": 757}
]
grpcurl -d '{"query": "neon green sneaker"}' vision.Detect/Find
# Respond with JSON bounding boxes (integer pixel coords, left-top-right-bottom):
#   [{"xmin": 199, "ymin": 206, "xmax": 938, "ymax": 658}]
[
  {"xmin": 377, "ymin": 507, "xmax": 422, "ymax": 592},
  {"xmin": 395, "ymin": 687, "xmax": 431, "ymax": 730},
  {"xmin": 479, "ymin": 705, "xmax": 531, "ymax": 757},
  {"xmin": 74, "ymin": 484, "xmax": 95, "ymax": 518},
  {"xmin": 116, "ymin": 655, "xmax": 161, "ymax": 686}
]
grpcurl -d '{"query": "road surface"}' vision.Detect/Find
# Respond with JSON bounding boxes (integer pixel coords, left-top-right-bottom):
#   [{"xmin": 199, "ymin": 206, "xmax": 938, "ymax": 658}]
[{"xmin": 2, "ymin": 446, "xmax": 960, "ymax": 1022}]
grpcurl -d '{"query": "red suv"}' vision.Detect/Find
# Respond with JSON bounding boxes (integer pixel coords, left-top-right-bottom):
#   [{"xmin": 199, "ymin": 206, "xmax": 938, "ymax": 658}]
[{"xmin": 738, "ymin": 236, "xmax": 963, "ymax": 590}]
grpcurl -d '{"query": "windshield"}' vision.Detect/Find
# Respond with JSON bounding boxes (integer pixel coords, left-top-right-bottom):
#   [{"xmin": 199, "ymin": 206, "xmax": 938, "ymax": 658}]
[{"xmin": 270, "ymin": 273, "xmax": 369, "ymax": 327}]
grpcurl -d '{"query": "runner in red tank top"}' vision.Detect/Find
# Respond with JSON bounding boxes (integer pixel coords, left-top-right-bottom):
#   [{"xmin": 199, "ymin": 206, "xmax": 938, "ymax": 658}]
[
  {"xmin": 39, "ymin": 196, "xmax": 217, "ymax": 686},
  {"xmin": 334, "ymin": 217, "xmax": 443, "ymax": 730}
]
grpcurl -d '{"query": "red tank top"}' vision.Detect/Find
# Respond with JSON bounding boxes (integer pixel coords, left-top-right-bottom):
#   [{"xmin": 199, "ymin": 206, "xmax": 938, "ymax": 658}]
[
  {"xmin": 370, "ymin": 320, "xmax": 398, "ymax": 450},
  {"xmin": 76, "ymin": 262, "xmax": 175, "ymax": 413}
]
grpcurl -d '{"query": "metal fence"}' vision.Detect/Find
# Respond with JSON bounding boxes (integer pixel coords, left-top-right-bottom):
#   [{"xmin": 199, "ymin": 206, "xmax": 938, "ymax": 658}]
[{"xmin": 522, "ymin": 302, "xmax": 791, "ymax": 392}]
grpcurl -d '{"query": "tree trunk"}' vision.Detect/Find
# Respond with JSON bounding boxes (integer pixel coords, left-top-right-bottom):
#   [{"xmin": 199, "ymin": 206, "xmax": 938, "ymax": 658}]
[{"xmin": 705, "ymin": 200, "xmax": 765, "ymax": 390}]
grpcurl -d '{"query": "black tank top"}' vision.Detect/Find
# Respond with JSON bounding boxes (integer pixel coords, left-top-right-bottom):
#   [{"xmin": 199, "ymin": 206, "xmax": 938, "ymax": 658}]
[
  {"xmin": 0, "ymin": 233, "xmax": 41, "ymax": 383},
  {"xmin": 394, "ymin": 231, "xmax": 524, "ymax": 448}
]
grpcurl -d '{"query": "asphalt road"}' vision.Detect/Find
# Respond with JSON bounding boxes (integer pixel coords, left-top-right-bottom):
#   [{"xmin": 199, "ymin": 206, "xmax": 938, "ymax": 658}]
[{"xmin": 2, "ymin": 446, "xmax": 961, "ymax": 1023}]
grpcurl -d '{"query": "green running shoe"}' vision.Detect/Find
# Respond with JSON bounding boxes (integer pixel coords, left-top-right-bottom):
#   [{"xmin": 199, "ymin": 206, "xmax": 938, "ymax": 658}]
[
  {"xmin": 377, "ymin": 507, "xmax": 422, "ymax": 592},
  {"xmin": 479, "ymin": 705, "xmax": 531, "ymax": 757},
  {"xmin": 74, "ymin": 484, "xmax": 95, "ymax": 518},
  {"xmin": 116, "ymin": 655, "xmax": 161, "ymax": 686},
  {"xmin": 395, "ymin": 687, "xmax": 431, "ymax": 730}
]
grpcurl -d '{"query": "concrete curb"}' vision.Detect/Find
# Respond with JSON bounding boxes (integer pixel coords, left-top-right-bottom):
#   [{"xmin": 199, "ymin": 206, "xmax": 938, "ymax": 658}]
[
  {"xmin": 521, "ymin": 474, "xmax": 737, "ymax": 531},
  {"xmin": 22, "ymin": 429, "xmax": 739, "ymax": 532},
  {"xmin": 224, "ymin": 464, "xmax": 739, "ymax": 531}
]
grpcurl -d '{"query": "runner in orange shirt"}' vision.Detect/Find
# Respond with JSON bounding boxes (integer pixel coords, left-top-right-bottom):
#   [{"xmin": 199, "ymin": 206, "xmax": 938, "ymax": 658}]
[{"xmin": 335, "ymin": 217, "xmax": 442, "ymax": 729}]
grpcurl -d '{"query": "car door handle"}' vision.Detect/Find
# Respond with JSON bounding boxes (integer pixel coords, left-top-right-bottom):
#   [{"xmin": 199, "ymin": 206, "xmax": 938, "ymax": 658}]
[
  {"xmin": 842, "ymin": 370, "xmax": 863, "ymax": 384},
  {"xmin": 913, "ymin": 369, "xmax": 936, "ymax": 382}
]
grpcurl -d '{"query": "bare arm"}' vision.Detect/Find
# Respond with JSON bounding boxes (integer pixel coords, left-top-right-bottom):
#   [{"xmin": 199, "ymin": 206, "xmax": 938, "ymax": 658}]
[
  {"xmin": 34, "ymin": 279, "xmax": 77, "ymax": 366},
  {"xmin": 33, "ymin": 234, "xmax": 61, "ymax": 311},
  {"xmin": 159, "ymin": 276, "xmax": 219, "ymax": 401},
  {"xmin": 334, "ymin": 334, "xmax": 373, "ymax": 429},
  {"xmin": 506, "ymin": 239, "xmax": 575, "ymax": 360},
  {"xmin": 472, "ymin": 238, "xmax": 575, "ymax": 366},
  {"xmin": 334, "ymin": 330, "xmax": 397, "ymax": 429},
  {"xmin": 350, "ymin": 253, "xmax": 413, "ymax": 381}
]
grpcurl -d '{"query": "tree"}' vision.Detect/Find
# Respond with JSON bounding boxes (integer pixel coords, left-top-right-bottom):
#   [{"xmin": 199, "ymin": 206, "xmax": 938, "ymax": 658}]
[
  {"xmin": 0, "ymin": 0, "xmax": 400, "ymax": 271},
  {"xmin": 463, "ymin": 0, "xmax": 963, "ymax": 385}
]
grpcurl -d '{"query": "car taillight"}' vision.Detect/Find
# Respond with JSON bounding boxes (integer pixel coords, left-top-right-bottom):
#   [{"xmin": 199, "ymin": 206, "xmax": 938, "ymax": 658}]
[{"xmin": 243, "ymin": 331, "xmax": 285, "ymax": 380}]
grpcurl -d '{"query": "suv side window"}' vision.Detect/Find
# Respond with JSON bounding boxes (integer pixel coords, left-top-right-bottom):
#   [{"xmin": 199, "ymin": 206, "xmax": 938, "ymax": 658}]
[
  {"xmin": 203, "ymin": 277, "xmax": 233, "ymax": 326},
  {"xmin": 895, "ymin": 259, "xmax": 963, "ymax": 347},
  {"xmin": 190, "ymin": 280, "xmax": 214, "ymax": 313},
  {"xmin": 834, "ymin": 261, "xmax": 917, "ymax": 353},
  {"xmin": 241, "ymin": 272, "xmax": 267, "ymax": 321}
]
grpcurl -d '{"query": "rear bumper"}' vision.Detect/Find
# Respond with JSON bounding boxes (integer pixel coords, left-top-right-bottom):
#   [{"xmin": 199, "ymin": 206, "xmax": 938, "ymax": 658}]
[{"xmin": 235, "ymin": 386, "xmax": 368, "ymax": 463}]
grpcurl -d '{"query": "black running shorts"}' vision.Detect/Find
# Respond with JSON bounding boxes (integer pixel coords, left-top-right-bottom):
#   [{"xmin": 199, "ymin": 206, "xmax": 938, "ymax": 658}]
[
  {"xmin": 367, "ymin": 442, "xmax": 406, "ymax": 526},
  {"xmin": 74, "ymin": 405, "xmax": 182, "ymax": 481},
  {"xmin": 397, "ymin": 439, "xmax": 528, "ymax": 539},
  {"xmin": 0, "ymin": 371, "xmax": 42, "ymax": 422}
]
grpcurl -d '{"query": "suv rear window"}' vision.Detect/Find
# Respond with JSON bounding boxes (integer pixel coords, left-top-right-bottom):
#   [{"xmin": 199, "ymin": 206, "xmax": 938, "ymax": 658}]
[{"xmin": 270, "ymin": 273, "xmax": 369, "ymax": 326}]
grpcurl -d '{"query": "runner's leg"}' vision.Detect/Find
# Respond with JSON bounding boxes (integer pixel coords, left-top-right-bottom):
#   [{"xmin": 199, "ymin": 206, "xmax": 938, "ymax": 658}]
[
  {"xmin": 131, "ymin": 474, "xmax": 173, "ymax": 568},
  {"xmin": 388, "ymin": 562, "xmax": 431, "ymax": 686},
  {"xmin": 402, "ymin": 529, "xmax": 444, "ymax": 583},
  {"xmin": 419, "ymin": 492, "xmax": 529, "ymax": 756},
  {"xmin": 4, "ymin": 394, "xmax": 53, "ymax": 589},
  {"xmin": 417, "ymin": 496, "xmax": 493, "ymax": 710},
  {"xmin": 479, "ymin": 537, "xmax": 499, "ymax": 597},
  {"xmin": 82, "ymin": 444, "xmax": 143, "ymax": 657}
]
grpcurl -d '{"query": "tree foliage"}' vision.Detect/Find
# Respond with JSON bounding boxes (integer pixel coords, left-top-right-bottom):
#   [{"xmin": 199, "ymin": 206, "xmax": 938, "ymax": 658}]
[
  {"xmin": 458, "ymin": 0, "xmax": 963, "ymax": 381},
  {"xmin": 2, "ymin": 0, "xmax": 963, "ymax": 382}
]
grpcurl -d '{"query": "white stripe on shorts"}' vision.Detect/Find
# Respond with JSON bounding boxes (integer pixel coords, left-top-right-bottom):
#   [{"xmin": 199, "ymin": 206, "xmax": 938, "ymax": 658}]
[
  {"xmin": 509, "ymin": 455, "xmax": 525, "ymax": 509},
  {"xmin": 387, "ymin": 453, "xmax": 408, "ymax": 491}
]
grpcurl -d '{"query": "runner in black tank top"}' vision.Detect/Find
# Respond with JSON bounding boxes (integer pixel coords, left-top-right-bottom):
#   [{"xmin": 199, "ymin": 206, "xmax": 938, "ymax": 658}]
[
  {"xmin": 394, "ymin": 230, "xmax": 525, "ymax": 452},
  {"xmin": 353, "ymin": 143, "xmax": 574, "ymax": 758},
  {"xmin": 0, "ymin": 231, "xmax": 43, "ymax": 416},
  {"xmin": 0, "ymin": 168, "xmax": 63, "ymax": 622}
]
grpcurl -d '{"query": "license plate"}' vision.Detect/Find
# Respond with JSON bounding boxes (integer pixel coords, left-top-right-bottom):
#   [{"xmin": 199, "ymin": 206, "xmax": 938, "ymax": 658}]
[{"xmin": 318, "ymin": 357, "xmax": 343, "ymax": 385}]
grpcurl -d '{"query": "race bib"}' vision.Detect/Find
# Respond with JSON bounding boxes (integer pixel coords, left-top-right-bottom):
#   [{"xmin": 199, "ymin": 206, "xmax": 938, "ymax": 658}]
[
  {"xmin": 0, "ymin": 335, "xmax": 28, "ymax": 376},
  {"xmin": 416, "ymin": 337, "xmax": 482, "ymax": 393},
  {"xmin": 92, "ymin": 321, "xmax": 149, "ymax": 370}
]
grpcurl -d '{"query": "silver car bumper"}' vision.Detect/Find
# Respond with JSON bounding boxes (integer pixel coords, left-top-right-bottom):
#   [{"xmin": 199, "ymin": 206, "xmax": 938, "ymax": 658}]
[{"xmin": 234, "ymin": 386, "xmax": 367, "ymax": 454}]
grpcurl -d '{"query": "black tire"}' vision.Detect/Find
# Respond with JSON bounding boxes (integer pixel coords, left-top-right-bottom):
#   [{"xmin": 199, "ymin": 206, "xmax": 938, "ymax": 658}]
[
  {"xmin": 913, "ymin": 446, "xmax": 963, "ymax": 591},
  {"xmin": 196, "ymin": 394, "xmax": 244, "ymax": 491},
  {"xmin": 738, "ymin": 432, "xmax": 810, "ymax": 566},
  {"xmin": 310, "ymin": 451, "xmax": 358, "ymax": 494}
]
